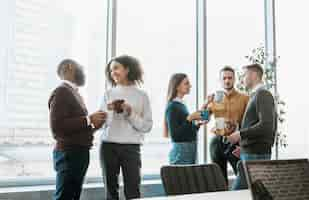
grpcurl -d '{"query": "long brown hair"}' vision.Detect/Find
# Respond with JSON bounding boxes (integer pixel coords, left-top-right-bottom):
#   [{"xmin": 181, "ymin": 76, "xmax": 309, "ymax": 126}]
[{"xmin": 163, "ymin": 73, "xmax": 188, "ymax": 138}]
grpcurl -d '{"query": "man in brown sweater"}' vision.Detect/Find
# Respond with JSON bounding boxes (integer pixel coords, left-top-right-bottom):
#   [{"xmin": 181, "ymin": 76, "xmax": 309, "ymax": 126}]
[{"xmin": 48, "ymin": 59, "xmax": 106, "ymax": 200}]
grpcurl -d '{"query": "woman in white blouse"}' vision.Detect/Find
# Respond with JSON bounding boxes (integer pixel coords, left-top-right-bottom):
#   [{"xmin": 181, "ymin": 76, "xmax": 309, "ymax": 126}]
[{"xmin": 99, "ymin": 55, "xmax": 153, "ymax": 200}]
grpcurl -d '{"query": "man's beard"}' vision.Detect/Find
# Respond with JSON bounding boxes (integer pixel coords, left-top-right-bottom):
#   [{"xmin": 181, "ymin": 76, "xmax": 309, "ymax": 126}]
[
  {"xmin": 74, "ymin": 68, "xmax": 86, "ymax": 86},
  {"xmin": 224, "ymin": 85, "xmax": 234, "ymax": 91},
  {"xmin": 244, "ymin": 81, "xmax": 252, "ymax": 90}
]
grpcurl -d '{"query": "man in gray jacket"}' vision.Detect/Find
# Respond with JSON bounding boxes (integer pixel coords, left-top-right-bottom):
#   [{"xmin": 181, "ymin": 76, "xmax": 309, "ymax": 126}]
[{"xmin": 227, "ymin": 63, "xmax": 277, "ymax": 190}]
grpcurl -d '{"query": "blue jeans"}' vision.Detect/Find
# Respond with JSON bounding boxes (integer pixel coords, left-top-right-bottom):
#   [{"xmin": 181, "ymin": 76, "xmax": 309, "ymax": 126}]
[
  {"xmin": 53, "ymin": 149, "xmax": 89, "ymax": 200},
  {"xmin": 169, "ymin": 141, "xmax": 197, "ymax": 165},
  {"xmin": 232, "ymin": 153, "xmax": 271, "ymax": 190}
]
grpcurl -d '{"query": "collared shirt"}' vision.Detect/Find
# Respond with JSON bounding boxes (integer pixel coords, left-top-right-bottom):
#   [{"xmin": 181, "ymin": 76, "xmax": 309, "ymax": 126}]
[
  {"xmin": 173, "ymin": 97, "xmax": 186, "ymax": 105},
  {"xmin": 62, "ymin": 80, "xmax": 78, "ymax": 91},
  {"xmin": 208, "ymin": 89, "xmax": 249, "ymax": 126},
  {"xmin": 251, "ymin": 82, "xmax": 265, "ymax": 94}
]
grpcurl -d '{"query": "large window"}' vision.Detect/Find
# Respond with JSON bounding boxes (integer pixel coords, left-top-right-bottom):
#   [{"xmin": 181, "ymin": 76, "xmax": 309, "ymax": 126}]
[
  {"xmin": 206, "ymin": 0, "xmax": 265, "ymax": 161},
  {"xmin": 276, "ymin": 0, "xmax": 309, "ymax": 159},
  {"xmin": 1, "ymin": 0, "xmax": 304, "ymax": 187},
  {"xmin": 0, "ymin": 0, "xmax": 107, "ymax": 181},
  {"xmin": 116, "ymin": 0, "xmax": 197, "ymax": 176}
]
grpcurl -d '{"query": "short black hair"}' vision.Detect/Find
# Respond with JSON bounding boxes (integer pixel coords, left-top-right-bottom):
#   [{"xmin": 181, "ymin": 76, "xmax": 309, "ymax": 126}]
[
  {"xmin": 57, "ymin": 59, "xmax": 78, "ymax": 77},
  {"xmin": 244, "ymin": 63, "xmax": 264, "ymax": 79},
  {"xmin": 105, "ymin": 55, "xmax": 144, "ymax": 86},
  {"xmin": 220, "ymin": 66, "xmax": 235, "ymax": 76}
]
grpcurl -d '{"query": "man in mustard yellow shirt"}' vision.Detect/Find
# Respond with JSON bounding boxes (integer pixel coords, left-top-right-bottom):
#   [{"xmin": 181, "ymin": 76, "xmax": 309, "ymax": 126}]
[{"xmin": 206, "ymin": 66, "xmax": 249, "ymax": 183}]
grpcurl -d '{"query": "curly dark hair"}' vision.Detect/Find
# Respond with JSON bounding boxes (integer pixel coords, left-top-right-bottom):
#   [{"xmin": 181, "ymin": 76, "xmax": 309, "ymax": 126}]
[{"xmin": 105, "ymin": 55, "xmax": 144, "ymax": 87}]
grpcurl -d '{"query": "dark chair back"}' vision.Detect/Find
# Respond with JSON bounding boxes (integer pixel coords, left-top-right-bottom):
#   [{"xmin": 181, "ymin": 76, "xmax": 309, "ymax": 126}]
[
  {"xmin": 243, "ymin": 159, "xmax": 309, "ymax": 200},
  {"xmin": 160, "ymin": 163, "xmax": 227, "ymax": 196}
]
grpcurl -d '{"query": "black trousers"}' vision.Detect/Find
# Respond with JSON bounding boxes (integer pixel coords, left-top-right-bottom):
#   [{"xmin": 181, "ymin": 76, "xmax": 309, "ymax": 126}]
[
  {"xmin": 100, "ymin": 142, "xmax": 141, "ymax": 200},
  {"xmin": 210, "ymin": 135, "xmax": 239, "ymax": 183},
  {"xmin": 53, "ymin": 149, "xmax": 89, "ymax": 200}
]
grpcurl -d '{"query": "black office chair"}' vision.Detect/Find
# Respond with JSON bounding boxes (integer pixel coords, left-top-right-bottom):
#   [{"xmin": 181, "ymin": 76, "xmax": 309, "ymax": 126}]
[
  {"xmin": 160, "ymin": 163, "xmax": 227, "ymax": 196},
  {"xmin": 242, "ymin": 159, "xmax": 309, "ymax": 200}
]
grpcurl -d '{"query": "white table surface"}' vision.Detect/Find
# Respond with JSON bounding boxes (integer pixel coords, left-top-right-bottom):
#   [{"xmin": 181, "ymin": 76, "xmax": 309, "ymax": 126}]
[{"xmin": 139, "ymin": 190, "xmax": 252, "ymax": 200}]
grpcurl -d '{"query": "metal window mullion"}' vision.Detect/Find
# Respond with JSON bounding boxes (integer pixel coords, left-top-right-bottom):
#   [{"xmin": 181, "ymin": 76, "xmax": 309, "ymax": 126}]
[
  {"xmin": 264, "ymin": 0, "xmax": 278, "ymax": 159},
  {"xmin": 196, "ymin": 0, "xmax": 207, "ymax": 164},
  {"xmin": 105, "ymin": 0, "xmax": 117, "ymax": 90}
]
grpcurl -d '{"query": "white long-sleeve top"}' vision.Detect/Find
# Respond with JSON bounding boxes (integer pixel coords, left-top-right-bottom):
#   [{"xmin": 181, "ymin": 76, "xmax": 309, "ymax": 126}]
[{"xmin": 99, "ymin": 85, "xmax": 153, "ymax": 144}]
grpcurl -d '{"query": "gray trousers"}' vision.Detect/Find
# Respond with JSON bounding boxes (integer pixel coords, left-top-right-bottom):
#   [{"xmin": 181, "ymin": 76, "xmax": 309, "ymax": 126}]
[{"xmin": 99, "ymin": 142, "xmax": 141, "ymax": 200}]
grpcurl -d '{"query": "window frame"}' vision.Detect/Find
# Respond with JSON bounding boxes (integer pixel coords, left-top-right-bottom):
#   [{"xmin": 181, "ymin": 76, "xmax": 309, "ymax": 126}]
[{"xmin": 0, "ymin": 0, "xmax": 277, "ymax": 187}]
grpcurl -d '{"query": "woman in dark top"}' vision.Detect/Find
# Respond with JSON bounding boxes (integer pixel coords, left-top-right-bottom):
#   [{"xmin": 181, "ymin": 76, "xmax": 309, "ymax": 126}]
[{"xmin": 163, "ymin": 73, "xmax": 203, "ymax": 164}]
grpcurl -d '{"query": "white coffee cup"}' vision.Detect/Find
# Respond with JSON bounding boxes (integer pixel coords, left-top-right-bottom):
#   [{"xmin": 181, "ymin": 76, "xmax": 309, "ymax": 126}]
[
  {"xmin": 215, "ymin": 117, "xmax": 225, "ymax": 130},
  {"xmin": 214, "ymin": 90, "xmax": 225, "ymax": 103}
]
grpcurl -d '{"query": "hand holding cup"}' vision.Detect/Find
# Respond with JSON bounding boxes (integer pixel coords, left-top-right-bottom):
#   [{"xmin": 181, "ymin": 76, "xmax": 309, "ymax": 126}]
[{"xmin": 107, "ymin": 99, "xmax": 125, "ymax": 113}]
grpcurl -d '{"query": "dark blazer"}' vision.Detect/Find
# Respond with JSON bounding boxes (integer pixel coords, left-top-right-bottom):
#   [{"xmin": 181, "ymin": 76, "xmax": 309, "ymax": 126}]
[
  {"xmin": 240, "ymin": 86, "xmax": 277, "ymax": 154},
  {"xmin": 48, "ymin": 83, "xmax": 94, "ymax": 151}
]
